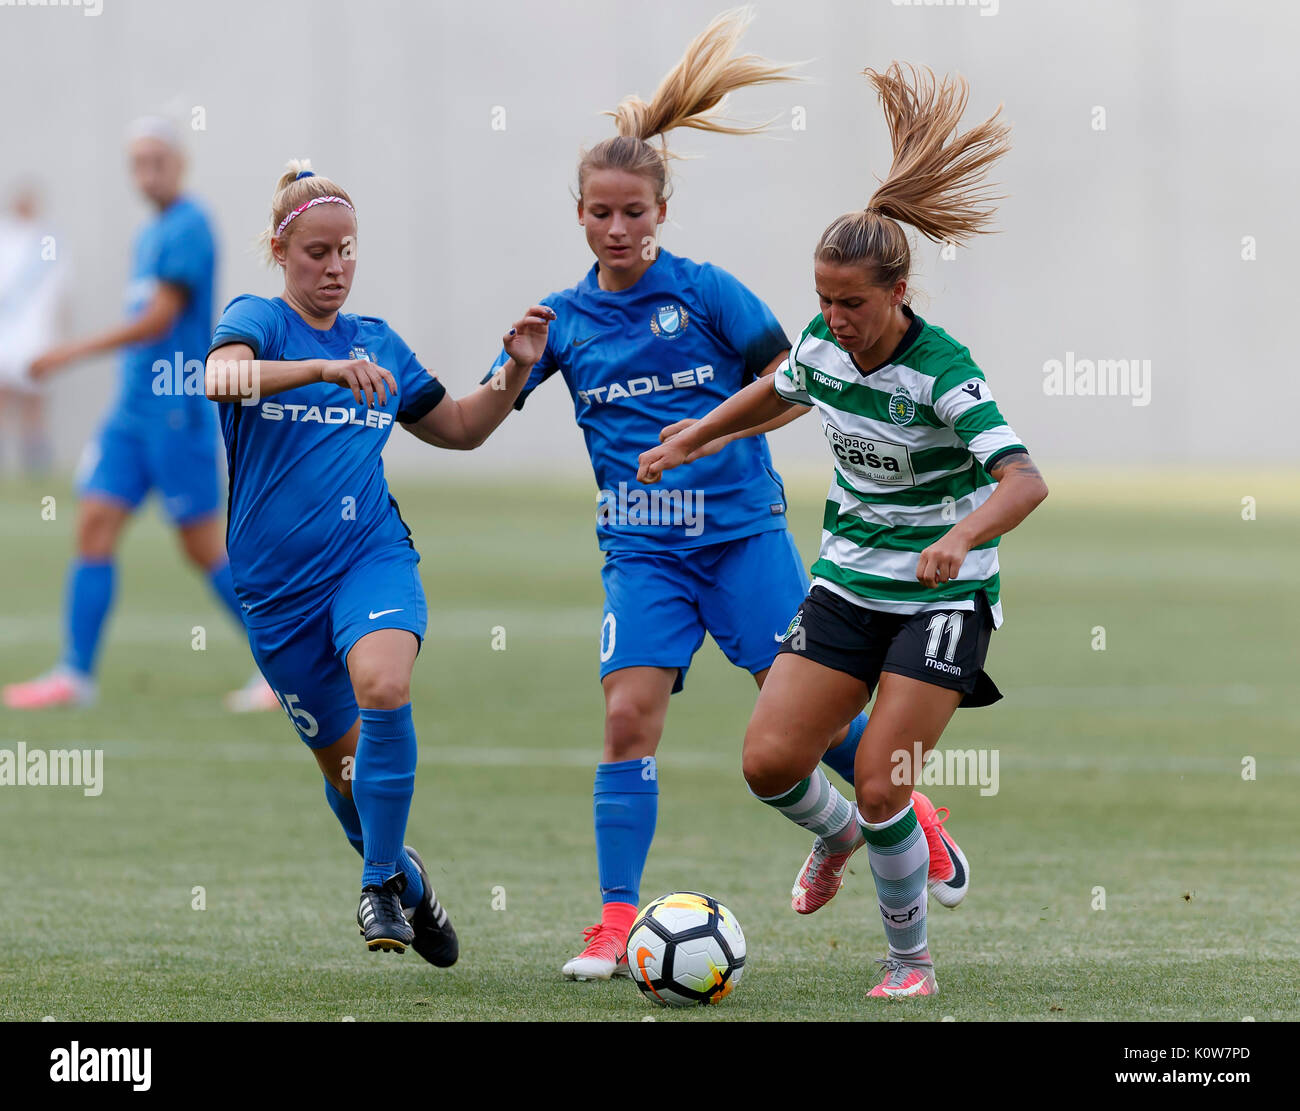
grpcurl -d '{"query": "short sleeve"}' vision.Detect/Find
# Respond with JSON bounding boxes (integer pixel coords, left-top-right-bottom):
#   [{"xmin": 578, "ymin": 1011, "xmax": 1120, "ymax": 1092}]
[
  {"xmin": 931, "ymin": 365, "xmax": 1026, "ymax": 474},
  {"xmin": 209, "ymin": 295, "xmax": 286, "ymax": 360},
  {"xmin": 699, "ymin": 263, "xmax": 790, "ymax": 382},
  {"xmin": 387, "ymin": 329, "xmax": 447, "ymax": 424},
  {"xmin": 155, "ymin": 211, "xmax": 213, "ymax": 300},
  {"xmin": 771, "ymin": 336, "xmax": 814, "ymax": 407}
]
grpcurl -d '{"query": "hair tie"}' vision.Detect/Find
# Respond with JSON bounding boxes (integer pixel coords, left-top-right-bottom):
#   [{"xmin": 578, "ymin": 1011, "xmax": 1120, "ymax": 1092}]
[{"xmin": 295, "ymin": 170, "xmax": 315, "ymax": 180}]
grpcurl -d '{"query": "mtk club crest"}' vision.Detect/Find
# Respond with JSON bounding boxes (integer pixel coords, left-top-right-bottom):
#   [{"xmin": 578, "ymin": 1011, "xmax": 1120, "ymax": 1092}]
[{"xmin": 650, "ymin": 303, "xmax": 689, "ymax": 340}]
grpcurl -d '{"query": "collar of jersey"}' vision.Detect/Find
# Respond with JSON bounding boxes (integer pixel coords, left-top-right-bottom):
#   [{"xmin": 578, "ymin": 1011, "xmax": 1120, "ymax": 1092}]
[
  {"xmin": 149, "ymin": 194, "xmax": 192, "ymax": 225},
  {"xmin": 274, "ymin": 295, "xmax": 358, "ymax": 341},
  {"xmin": 846, "ymin": 303, "xmax": 924, "ymax": 378},
  {"xmin": 581, "ymin": 249, "xmax": 674, "ymax": 299}
]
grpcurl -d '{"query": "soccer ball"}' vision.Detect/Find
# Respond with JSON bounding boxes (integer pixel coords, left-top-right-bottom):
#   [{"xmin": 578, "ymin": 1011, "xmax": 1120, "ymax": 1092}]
[{"xmin": 626, "ymin": 891, "xmax": 746, "ymax": 1007}]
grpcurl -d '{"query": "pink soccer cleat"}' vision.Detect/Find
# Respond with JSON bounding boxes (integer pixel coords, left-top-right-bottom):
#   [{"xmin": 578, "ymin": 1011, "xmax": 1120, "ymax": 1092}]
[
  {"xmin": 561, "ymin": 922, "xmax": 632, "ymax": 981},
  {"xmin": 868, "ymin": 952, "xmax": 939, "ymax": 998},
  {"xmin": 791, "ymin": 830, "xmax": 866, "ymax": 914},
  {"xmin": 224, "ymin": 671, "xmax": 280, "ymax": 713},
  {"xmin": 2, "ymin": 666, "xmax": 95, "ymax": 710},
  {"xmin": 912, "ymin": 791, "xmax": 970, "ymax": 908}
]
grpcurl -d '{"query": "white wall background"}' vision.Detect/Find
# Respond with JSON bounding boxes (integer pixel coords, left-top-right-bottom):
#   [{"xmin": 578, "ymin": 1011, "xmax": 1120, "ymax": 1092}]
[{"xmin": 2, "ymin": 0, "xmax": 1296, "ymax": 478}]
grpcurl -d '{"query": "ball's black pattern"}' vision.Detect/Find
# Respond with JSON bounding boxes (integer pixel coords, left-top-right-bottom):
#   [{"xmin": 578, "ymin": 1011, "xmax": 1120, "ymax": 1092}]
[{"xmin": 629, "ymin": 892, "xmax": 746, "ymax": 1006}]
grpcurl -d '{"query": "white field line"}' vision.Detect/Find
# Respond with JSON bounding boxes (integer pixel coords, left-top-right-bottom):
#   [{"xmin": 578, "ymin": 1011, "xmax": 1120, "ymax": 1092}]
[
  {"xmin": 2, "ymin": 616, "xmax": 1295, "ymax": 710},
  {"xmin": 0, "ymin": 609, "xmax": 602, "ymax": 645},
  {"xmin": 1, "ymin": 739, "xmax": 1297, "ymax": 776}
]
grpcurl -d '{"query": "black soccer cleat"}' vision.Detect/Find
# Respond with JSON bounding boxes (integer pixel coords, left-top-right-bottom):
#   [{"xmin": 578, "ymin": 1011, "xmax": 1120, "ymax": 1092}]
[
  {"xmin": 403, "ymin": 845, "xmax": 459, "ymax": 968},
  {"xmin": 357, "ymin": 872, "xmax": 415, "ymax": 952}
]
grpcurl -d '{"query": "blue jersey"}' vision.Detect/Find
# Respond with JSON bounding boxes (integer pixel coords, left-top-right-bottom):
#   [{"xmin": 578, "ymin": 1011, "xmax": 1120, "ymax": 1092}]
[
  {"xmin": 118, "ymin": 196, "xmax": 217, "ymax": 429},
  {"xmin": 486, "ymin": 250, "xmax": 790, "ymax": 552},
  {"xmin": 208, "ymin": 295, "xmax": 446, "ymax": 622}
]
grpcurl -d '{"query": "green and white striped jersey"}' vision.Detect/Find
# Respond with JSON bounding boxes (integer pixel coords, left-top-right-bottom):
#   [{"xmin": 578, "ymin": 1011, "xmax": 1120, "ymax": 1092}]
[{"xmin": 773, "ymin": 307, "xmax": 1025, "ymax": 627}]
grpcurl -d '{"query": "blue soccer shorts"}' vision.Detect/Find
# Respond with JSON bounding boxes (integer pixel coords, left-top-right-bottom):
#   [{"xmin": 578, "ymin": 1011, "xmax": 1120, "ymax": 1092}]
[
  {"xmin": 598, "ymin": 527, "xmax": 809, "ymax": 693},
  {"xmin": 242, "ymin": 543, "xmax": 428, "ymax": 749},
  {"xmin": 77, "ymin": 409, "xmax": 222, "ymax": 527}
]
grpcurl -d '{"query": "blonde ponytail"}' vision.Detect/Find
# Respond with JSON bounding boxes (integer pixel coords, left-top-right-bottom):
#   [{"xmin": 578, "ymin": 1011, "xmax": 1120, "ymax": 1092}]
[
  {"xmin": 817, "ymin": 63, "xmax": 1012, "ymax": 287},
  {"xmin": 579, "ymin": 7, "xmax": 800, "ymax": 202}
]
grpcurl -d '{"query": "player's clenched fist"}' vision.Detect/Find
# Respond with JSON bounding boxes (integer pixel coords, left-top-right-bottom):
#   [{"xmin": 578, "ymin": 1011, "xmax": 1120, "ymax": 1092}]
[
  {"xmin": 320, "ymin": 357, "xmax": 398, "ymax": 408},
  {"xmin": 915, "ymin": 531, "xmax": 972, "ymax": 588},
  {"xmin": 503, "ymin": 305, "xmax": 556, "ymax": 369},
  {"xmin": 637, "ymin": 440, "xmax": 690, "ymax": 485}
]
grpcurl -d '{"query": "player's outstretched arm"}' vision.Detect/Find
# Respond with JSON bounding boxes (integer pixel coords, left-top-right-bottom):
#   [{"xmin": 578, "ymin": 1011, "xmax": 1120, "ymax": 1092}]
[
  {"xmin": 205, "ymin": 343, "xmax": 399, "ymax": 407},
  {"xmin": 403, "ymin": 305, "xmax": 555, "ymax": 451},
  {"xmin": 914, "ymin": 451, "xmax": 1049, "ymax": 588},
  {"xmin": 656, "ymin": 351, "xmax": 808, "ymax": 462},
  {"xmin": 638, "ymin": 374, "xmax": 795, "ymax": 484},
  {"xmin": 28, "ymin": 283, "xmax": 187, "ymax": 379}
]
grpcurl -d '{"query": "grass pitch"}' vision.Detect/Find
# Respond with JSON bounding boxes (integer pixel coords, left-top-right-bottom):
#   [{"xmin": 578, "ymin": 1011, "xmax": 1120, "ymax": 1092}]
[{"xmin": 1, "ymin": 469, "xmax": 1296, "ymax": 1021}]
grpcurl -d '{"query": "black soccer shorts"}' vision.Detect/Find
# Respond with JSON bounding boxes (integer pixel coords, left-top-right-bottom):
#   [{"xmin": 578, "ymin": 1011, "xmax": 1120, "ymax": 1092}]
[{"xmin": 775, "ymin": 585, "xmax": 1002, "ymax": 707}]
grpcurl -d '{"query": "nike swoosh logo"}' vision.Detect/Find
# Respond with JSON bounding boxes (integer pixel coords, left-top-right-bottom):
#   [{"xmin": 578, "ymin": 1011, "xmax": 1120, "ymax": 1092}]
[
  {"xmin": 937, "ymin": 829, "xmax": 966, "ymax": 887},
  {"xmin": 368, "ymin": 608, "xmax": 403, "ymax": 620},
  {"xmin": 571, "ymin": 335, "xmax": 600, "ymax": 347},
  {"xmin": 774, "ymin": 633, "xmax": 785, "ymax": 643},
  {"xmin": 635, "ymin": 946, "xmax": 665, "ymax": 1003}
]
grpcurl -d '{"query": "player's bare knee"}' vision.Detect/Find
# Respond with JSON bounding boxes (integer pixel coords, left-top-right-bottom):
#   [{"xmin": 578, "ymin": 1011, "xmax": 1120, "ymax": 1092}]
[
  {"xmin": 178, "ymin": 522, "xmax": 223, "ymax": 570},
  {"xmin": 182, "ymin": 546, "xmax": 213, "ymax": 572},
  {"xmin": 351, "ymin": 671, "xmax": 410, "ymax": 710},
  {"xmin": 180, "ymin": 538, "xmax": 212, "ymax": 570},
  {"xmin": 856, "ymin": 778, "xmax": 903, "ymax": 824},
  {"xmin": 76, "ymin": 507, "xmax": 119, "ymax": 559},
  {"xmin": 603, "ymin": 702, "xmax": 658, "ymax": 760},
  {"xmin": 742, "ymin": 732, "xmax": 801, "ymax": 799}
]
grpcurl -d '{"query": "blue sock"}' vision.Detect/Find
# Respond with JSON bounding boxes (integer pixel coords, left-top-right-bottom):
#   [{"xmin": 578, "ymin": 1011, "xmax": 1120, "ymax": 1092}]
[
  {"xmin": 351, "ymin": 704, "xmax": 425, "ymax": 903},
  {"xmin": 323, "ymin": 777, "xmax": 364, "ymax": 856},
  {"xmin": 594, "ymin": 757, "xmax": 659, "ymax": 906},
  {"xmin": 63, "ymin": 558, "xmax": 116, "ymax": 677},
  {"xmin": 821, "ymin": 712, "xmax": 867, "ymax": 786},
  {"xmin": 323, "ymin": 775, "xmax": 423, "ymax": 908},
  {"xmin": 206, "ymin": 560, "xmax": 245, "ymax": 628}
]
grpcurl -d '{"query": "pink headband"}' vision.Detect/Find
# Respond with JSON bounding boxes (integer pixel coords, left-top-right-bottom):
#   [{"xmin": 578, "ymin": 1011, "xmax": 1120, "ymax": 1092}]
[{"xmin": 275, "ymin": 195, "xmax": 354, "ymax": 237}]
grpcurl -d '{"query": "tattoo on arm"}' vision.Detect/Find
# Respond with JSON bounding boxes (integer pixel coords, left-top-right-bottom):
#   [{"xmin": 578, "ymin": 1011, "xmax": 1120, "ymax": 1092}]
[{"xmin": 989, "ymin": 451, "xmax": 1044, "ymax": 483}]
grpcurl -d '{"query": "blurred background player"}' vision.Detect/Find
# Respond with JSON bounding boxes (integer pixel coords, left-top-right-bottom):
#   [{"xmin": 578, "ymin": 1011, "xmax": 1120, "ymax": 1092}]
[
  {"xmin": 484, "ymin": 10, "xmax": 965, "ymax": 982},
  {"xmin": 0, "ymin": 182, "xmax": 60, "ymax": 476},
  {"xmin": 640, "ymin": 63, "xmax": 1042, "ymax": 1000},
  {"xmin": 206, "ymin": 160, "xmax": 552, "ymax": 957},
  {"xmin": 2, "ymin": 117, "xmax": 276, "ymax": 713}
]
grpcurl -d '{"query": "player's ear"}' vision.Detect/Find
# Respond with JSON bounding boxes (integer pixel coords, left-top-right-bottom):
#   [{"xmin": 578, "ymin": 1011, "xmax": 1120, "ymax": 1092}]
[
  {"xmin": 657, "ymin": 200, "xmax": 667, "ymax": 225},
  {"xmin": 270, "ymin": 236, "xmax": 287, "ymax": 268},
  {"xmin": 576, "ymin": 199, "xmax": 585, "ymax": 227},
  {"xmin": 891, "ymin": 279, "xmax": 907, "ymax": 307}
]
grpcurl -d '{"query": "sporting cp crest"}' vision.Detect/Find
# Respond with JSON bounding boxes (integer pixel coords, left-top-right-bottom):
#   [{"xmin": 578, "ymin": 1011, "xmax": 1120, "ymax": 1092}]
[
  {"xmin": 888, "ymin": 385, "xmax": 916, "ymax": 426},
  {"xmin": 650, "ymin": 303, "xmax": 689, "ymax": 340}
]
